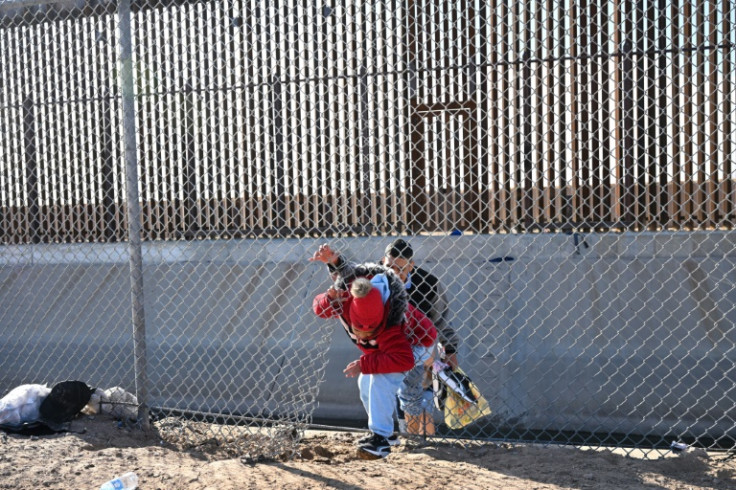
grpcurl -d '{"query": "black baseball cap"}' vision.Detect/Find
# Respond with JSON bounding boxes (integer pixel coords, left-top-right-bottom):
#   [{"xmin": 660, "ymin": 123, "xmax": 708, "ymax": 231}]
[{"xmin": 385, "ymin": 239, "xmax": 413, "ymax": 259}]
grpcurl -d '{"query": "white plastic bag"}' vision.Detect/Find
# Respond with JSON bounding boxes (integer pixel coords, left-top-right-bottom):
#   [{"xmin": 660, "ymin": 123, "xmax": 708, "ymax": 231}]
[
  {"xmin": 84, "ymin": 386, "xmax": 138, "ymax": 420},
  {"xmin": 0, "ymin": 384, "xmax": 51, "ymax": 427}
]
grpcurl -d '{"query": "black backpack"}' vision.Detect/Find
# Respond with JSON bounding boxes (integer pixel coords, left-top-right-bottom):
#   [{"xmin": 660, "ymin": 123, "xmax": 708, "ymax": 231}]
[{"xmin": 38, "ymin": 380, "xmax": 93, "ymax": 428}]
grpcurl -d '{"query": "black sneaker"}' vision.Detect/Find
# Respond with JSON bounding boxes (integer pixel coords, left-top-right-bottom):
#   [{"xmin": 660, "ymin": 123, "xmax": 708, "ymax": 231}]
[
  {"xmin": 358, "ymin": 432, "xmax": 400, "ymax": 446},
  {"xmin": 357, "ymin": 433, "xmax": 391, "ymax": 459}
]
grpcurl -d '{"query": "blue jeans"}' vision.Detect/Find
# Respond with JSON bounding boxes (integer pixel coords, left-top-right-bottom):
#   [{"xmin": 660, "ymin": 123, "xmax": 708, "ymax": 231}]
[
  {"xmin": 397, "ymin": 344, "xmax": 434, "ymax": 416},
  {"xmin": 358, "ymin": 371, "xmax": 406, "ymax": 438}
]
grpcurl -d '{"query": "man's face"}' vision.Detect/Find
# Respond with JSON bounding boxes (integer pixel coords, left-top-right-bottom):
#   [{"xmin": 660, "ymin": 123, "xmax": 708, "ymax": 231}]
[{"xmin": 383, "ymin": 255, "xmax": 414, "ymax": 283}]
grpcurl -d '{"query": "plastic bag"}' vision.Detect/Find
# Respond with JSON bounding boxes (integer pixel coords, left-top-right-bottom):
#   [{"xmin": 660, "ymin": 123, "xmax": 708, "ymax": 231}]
[{"xmin": 0, "ymin": 384, "xmax": 51, "ymax": 429}]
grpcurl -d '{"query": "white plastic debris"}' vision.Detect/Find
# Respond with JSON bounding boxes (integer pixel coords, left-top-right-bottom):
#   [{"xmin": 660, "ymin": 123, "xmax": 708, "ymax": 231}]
[{"xmin": 0, "ymin": 384, "xmax": 51, "ymax": 427}]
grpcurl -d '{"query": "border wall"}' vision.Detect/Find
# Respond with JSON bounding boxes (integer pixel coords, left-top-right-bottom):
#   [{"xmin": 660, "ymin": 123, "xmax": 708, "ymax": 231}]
[{"xmin": 2, "ymin": 232, "xmax": 734, "ymax": 442}]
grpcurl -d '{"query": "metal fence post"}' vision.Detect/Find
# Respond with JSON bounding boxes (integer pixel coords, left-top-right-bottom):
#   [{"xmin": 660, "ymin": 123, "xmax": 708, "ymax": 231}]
[{"xmin": 118, "ymin": 0, "xmax": 149, "ymax": 429}]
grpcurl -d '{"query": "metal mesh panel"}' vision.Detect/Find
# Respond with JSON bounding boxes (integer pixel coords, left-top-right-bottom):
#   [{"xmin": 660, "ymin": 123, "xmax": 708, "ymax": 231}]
[{"xmin": 1, "ymin": 0, "xmax": 735, "ymax": 459}]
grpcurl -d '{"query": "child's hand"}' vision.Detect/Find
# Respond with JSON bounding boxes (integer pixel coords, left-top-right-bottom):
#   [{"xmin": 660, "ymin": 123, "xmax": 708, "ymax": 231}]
[
  {"xmin": 326, "ymin": 286, "xmax": 349, "ymax": 302},
  {"xmin": 343, "ymin": 359, "xmax": 361, "ymax": 378}
]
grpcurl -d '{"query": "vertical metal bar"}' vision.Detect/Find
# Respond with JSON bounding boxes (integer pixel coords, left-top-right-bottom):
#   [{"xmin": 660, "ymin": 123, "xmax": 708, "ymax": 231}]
[
  {"xmin": 555, "ymin": 1, "xmax": 567, "ymax": 225},
  {"xmin": 270, "ymin": 3, "xmax": 285, "ymax": 232},
  {"xmin": 59, "ymin": 19, "xmax": 73, "ymax": 241},
  {"xmin": 245, "ymin": 3, "xmax": 258, "ymax": 232},
  {"xmin": 533, "ymin": 0, "xmax": 544, "ymax": 227},
  {"xmin": 212, "ymin": 2, "xmax": 226, "ymax": 232},
  {"xmin": 500, "ymin": 2, "xmax": 511, "ymax": 229},
  {"xmin": 359, "ymin": 68, "xmax": 371, "ymax": 230},
  {"xmin": 311, "ymin": 3, "xmax": 326, "ymax": 229},
  {"xmin": 600, "ymin": 1, "xmax": 612, "ymax": 225},
  {"xmin": 80, "ymin": 19, "xmax": 92, "ymax": 241},
  {"xmin": 118, "ymin": 0, "xmax": 149, "ymax": 429},
  {"xmin": 301, "ymin": 1, "xmax": 316, "ymax": 232},
  {"xmin": 196, "ymin": 3, "xmax": 210, "ymax": 232},
  {"xmin": 379, "ymin": 2, "xmax": 391, "ymax": 230},
  {"xmin": 522, "ymin": 50, "xmax": 532, "ymax": 227},
  {"xmin": 83, "ymin": 17, "xmax": 97, "ymax": 240},
  {"xmin": 409, "ymin": 113, "xmax": 427, "ymax": 233},
  {"xmin": 545, "ymin": 0, "xmax": 556, "ymax": 225},
  {"xmin": 619, "ymin": 1, "xmax": 636, "ymax": 227},
  {"xmin": 426, "ymin": 115, "xmax": 437, "ymax": 229},
  {"xmin": 150, "ymin": 9, "xmax": 165, "ymax": 239},
  {"xmin": 463, "ymin": 2, "xmax": 479, "ymax": 232},
  {"xmin": 388, "ymin": 0, "xmax": 401, "ymax": 229},
  {"xmin": 171, "ymin": 5, "xmax": 185, "ymax": 234},
  {"xmin": 707, "ymin": 0, "xmax": 719, "ymax": 225},
  {"xmin": 442, "ymin": 1, "xmax": 451, "ymax": 107},
  {"xmin": 101, "ymin": 87, "xmax": 116, "ymax": 241},
  {"xmin": 226, "ymin": 4, "xmax": 239, "ymax": 233},
  {"xmin": 138, "ymin": 9, "xmax": 153, "ymax": 239},
  {"xmin": 568, "ymin": 3, "xmax": 580, "ymax": 227},
  {"xmin": 0, "ymin": 30, "xmax": 10, "ymax": 242},
  {"xmin": 271, "ymin": 72, "xmax": 285, "ymax": 230},
  {"xmin": 657, "ymin": 0, "xmax": 669, "ymax": 227},
  {"xmin": 488, "ymin": 0, "xmax": 504, "ymax": 231},
  {"xmin": 50, "ymin": 20, "xmax": 63, "ymax": 240},
  {"xmin": 69, "ymin": 19, "xmax": 82, "ymax": 240},
  {"xmin": 293, "ymin": 1, "xmax": 306, "ymax": 231},
  {"xmin": 479, "ymin": 1, "xmax": 493, "ymax": 232},
  {"xmin": 325, "ymin": 2, "xmax": 337, "ymax": 231},
  {"xmin": 184, "ymin": 83, "xmax": 197, "ymax": 233},
  {"xmin": 512, "ymin": 2, "xmax": 522, "ymax": 226},
  {"xmin": 367, "ymin": 3, "xmax": 379, "ymax": 230},
  {"xmin": 694, "ymin": 0, "xmax": 707, "ymax": 226},
  {"xmin": 519, "ymin": 0, "xmax": 533, "ymax": 227},
  {"xmin": 646, "ymin": 0, "xmax": 658, "ymax": 229},
  {"xmin": 577, "ymin": 2, "xmax": 591, "ymax": 228},
  {"xmin": 159, "ymin": 9, "xmax": 173, "ymax": 239},
  {"xmin": 634, "ymin": 1, "xmax": 648, "ymax": 229},
  {"xmin": 404, "ymin": 0, "xmax": 418, "ymax": 233},
  {"xmin": 683, "ymin": 1, "xmax": 694, "ymax": 228},
  {"xmin": 277, "ymin": 1, "xmax": 291, "ymax": 229},
  {"xmin": 588, "ymin": 2, "xmax": 600, "ymax": 228},
  {"xmin": 723, "ymin": 0, "xmax": 734, "ymax": 227},
  {"xmin": 669, "ymin": 0, "xmax": 682, "ymax": 229},
  {"xmin": 281, "ymin": 1, "xmax": 294, "ymax": 230},
  {"xmin": 17, "ymin": 20, "xmax": 31, "ymax": 243},
  {"xmin": 339, "ymin": 3, "xmax": 352, "ymax": 229},
  {"xmin": 22, "ymin": 94, "xmax": 40, "ymax": 243},
  {"xmin": 433, "ymin": 0, "xmax": 444, "ymax": 229},
  {"xmin": 203, "ymin": 2, "xmax": 214, "ymax": 233},
  {"xmin": 28, "ymin": 22, "xmax": 46, "ymax": 242}
]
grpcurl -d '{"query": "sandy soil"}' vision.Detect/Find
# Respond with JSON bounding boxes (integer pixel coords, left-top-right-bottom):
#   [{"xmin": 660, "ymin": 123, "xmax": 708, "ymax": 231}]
[{"xmin": 1, "ymin": 414, "xmax": 735, "ymax": 490}]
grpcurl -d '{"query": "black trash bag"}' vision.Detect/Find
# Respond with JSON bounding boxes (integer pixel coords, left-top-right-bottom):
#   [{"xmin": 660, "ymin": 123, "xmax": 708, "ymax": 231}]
[
  {"xmin": 0, "ymin": 421, "xmax": 59, "ymax": 436},
  {"xmin": 38, "ymin": 380, "xmax": 93, "ymax": 429}
]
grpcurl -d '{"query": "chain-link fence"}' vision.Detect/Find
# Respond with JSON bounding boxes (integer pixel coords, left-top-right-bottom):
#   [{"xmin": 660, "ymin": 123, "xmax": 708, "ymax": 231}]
[{"xmin": 1, "ymin": 0, "xmax": 735, "ymax": 459}]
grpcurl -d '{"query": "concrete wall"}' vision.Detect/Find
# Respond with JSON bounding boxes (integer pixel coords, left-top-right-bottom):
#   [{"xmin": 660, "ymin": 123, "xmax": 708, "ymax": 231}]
[{"xmin": 1, "ymin": 232, "xmax": 735, "ymax": 438}]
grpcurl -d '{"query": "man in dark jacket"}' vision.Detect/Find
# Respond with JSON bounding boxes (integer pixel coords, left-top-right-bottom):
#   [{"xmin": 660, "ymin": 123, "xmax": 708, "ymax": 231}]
[{"xmin": 381, "ymin": 239, "xmax": 460, "ymax": 368}]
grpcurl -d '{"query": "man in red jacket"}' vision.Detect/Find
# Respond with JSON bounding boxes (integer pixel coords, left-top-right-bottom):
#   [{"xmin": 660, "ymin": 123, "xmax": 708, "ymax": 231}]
[{"xmin": 313, "ymin": 276, "xmax": 414, "ymax": 459}]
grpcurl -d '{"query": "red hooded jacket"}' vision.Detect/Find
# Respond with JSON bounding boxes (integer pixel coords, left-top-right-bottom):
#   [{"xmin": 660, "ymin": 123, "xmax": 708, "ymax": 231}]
[{"xmin": 313, "ymin": 293, "xmax": 414, "ymax": 375}]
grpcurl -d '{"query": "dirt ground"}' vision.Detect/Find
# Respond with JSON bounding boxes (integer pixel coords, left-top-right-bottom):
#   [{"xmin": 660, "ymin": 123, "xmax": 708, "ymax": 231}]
[{"xmin": 1, "ymin": 414, "xmax": 735, "ymax": 490}]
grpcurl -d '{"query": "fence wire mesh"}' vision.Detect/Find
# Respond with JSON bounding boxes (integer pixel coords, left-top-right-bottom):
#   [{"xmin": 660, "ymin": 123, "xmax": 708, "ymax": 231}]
[{"xmin": 1, "ymin": 0, "xmax": 735, "ymax": 459}]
